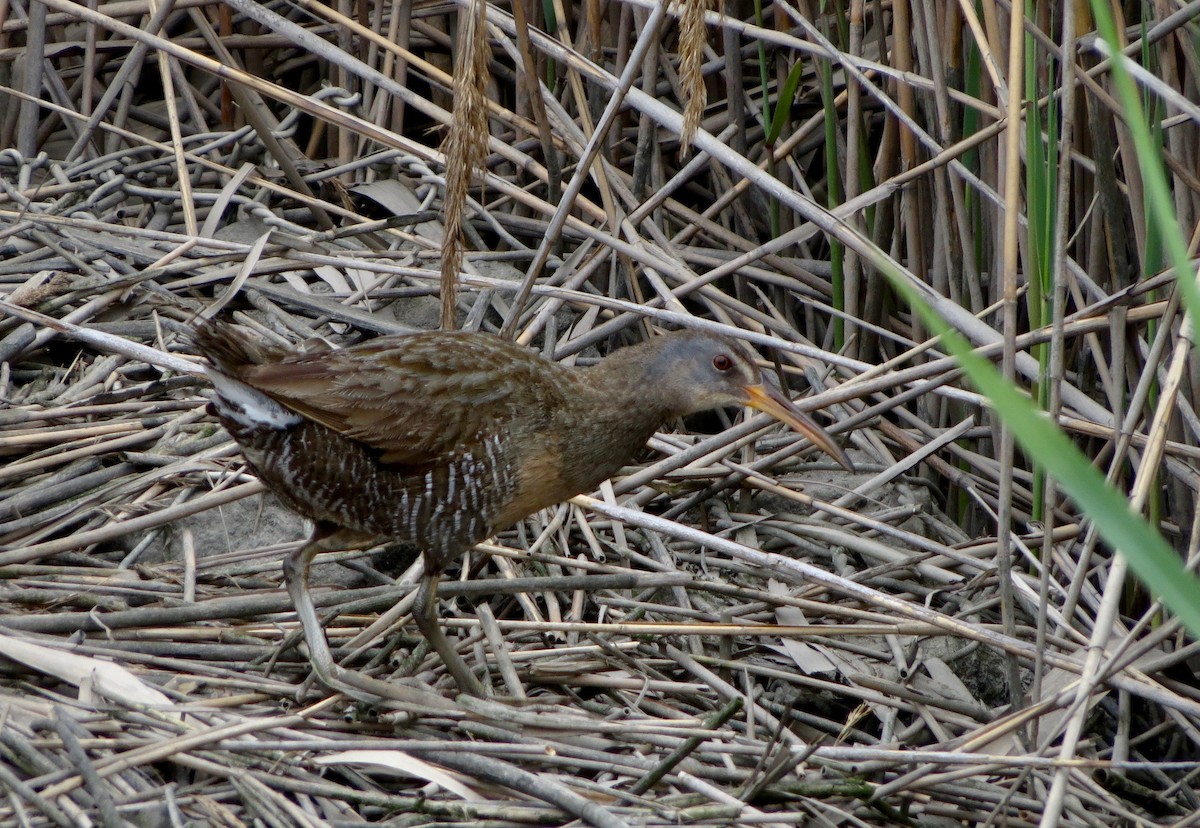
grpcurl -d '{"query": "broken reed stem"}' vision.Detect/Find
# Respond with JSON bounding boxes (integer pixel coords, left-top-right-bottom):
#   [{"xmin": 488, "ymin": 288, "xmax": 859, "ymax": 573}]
[{"xmin": 439, "ymin": 0, "xmax": 491, "ymax": 330}]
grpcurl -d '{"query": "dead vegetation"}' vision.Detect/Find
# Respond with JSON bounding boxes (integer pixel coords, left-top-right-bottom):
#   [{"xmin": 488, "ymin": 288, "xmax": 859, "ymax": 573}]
[{"xmin": 1, "ymin": 1, "xmax": 1200, "ymax": 826}]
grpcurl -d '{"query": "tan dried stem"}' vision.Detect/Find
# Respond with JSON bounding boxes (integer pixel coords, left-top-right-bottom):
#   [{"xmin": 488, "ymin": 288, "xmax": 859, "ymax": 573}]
[
  {"xmin": 439, "ymin": 0, "xmax": 491, "ymax": 330},
  {"xmin": 678, "ymin": 0, "xmax": 708, "ymax": 153}
]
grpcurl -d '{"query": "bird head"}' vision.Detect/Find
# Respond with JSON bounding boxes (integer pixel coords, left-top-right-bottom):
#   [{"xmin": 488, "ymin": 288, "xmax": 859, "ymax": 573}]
[{"xmin": 637, "ymin": 330, "xmax": 855, "ymax": 472}]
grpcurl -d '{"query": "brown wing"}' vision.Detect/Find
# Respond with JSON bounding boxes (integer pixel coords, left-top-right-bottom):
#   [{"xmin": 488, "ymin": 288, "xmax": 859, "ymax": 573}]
[{"xmin": 234, "ymin": 331, "xmax": 566, "ymax": 468}]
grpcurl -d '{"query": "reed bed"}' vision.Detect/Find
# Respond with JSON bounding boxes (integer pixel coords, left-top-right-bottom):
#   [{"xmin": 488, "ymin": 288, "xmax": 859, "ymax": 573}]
[{"xmin": 1, "ymin": 1, "xmax": 1199, "ymax": 825}]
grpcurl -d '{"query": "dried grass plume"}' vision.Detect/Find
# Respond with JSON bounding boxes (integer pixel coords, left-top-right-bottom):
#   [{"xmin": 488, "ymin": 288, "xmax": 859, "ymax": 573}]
[
  {"xmin": 678, "ymin": 0, "xmax": 708, "ymax": 152},
  {"xmin": 439, "ymin": 0, "xmax": 491, "ymax": 330}
]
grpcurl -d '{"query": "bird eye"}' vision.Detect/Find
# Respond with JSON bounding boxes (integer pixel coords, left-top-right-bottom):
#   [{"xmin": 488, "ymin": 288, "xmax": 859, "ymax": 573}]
[{"xmin": 712, "ymin": 354, "xmax": 734, "ymax": 371}]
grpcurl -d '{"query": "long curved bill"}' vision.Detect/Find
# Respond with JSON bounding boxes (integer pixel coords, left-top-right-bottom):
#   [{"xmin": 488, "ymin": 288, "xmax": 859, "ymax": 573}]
[{"xmin": 743, "ymin": 384, "xmax": 855, "ymax": 472}]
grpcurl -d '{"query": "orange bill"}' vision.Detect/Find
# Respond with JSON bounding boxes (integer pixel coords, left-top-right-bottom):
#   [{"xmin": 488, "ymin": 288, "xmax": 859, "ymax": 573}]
[{"xmin": 743, "ymin": 384, "xmax": 855, "ymax": 472}]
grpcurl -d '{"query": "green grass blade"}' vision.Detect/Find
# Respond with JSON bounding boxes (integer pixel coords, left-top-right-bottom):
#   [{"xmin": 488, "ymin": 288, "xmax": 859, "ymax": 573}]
[{"xmin": 874, "ymin": 257, "xmax": 1200, "ymax": 638}]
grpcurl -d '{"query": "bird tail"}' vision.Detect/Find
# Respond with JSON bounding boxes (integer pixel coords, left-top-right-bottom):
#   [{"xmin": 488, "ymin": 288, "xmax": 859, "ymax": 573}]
[
  {"xmin": 190, "ymin": 322, "xmax": 283, "ymax": 374},
  {"xmin": 190, "ymin": 323, "xmax": 301, "ymax": 431}
]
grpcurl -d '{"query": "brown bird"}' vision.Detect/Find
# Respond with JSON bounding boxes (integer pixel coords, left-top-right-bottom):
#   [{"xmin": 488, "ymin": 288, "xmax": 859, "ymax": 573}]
[{"xmin": 193, "ymin": 324, "xmax": 853, "ymax": 698}]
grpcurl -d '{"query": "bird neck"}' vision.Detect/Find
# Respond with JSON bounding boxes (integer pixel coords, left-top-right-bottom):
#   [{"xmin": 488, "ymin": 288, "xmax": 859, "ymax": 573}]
[
  {"xmin": 546, "ymin": 342, "xmax": 679, "ymax": 494},
  {"xmin": 585, "ymin": 335, "xmax": 705, "ymax": 417},
  {"xmin": 580, "ymin": 338, "xmax": 684, "ymax": 421}
]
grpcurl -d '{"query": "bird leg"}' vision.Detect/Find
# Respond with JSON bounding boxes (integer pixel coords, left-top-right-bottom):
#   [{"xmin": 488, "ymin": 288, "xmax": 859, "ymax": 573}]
[
  {"xmin": 282, "ymin": 529, "xmax": 346, "ymax": 691},
  {"xmin": 413, "ymin": 569, "xmax": 485, "ymax": 697},
  {"xmin": 282, "ymin": 528, "xmax": 458, "ymax": 708}
]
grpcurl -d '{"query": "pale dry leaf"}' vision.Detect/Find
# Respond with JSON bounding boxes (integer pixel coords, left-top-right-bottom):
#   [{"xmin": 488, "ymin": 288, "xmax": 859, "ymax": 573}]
[
  {"xmin": 1033, "ymin": 666, "xmax": 1108, "ymax": 747},
  {"xmin": 313, "ymin": 265, "xmax": 353, "ymax": 294},
  {"xmin": 766, "ymin": 580, "xmax": 843, "ymax": 675},
  {"xmin": 0, "ymin": 632, "xmax": 179, "ymax": 714},
  {"xmin": 315, "ymin": 750, "xmax": 484, "ymax": 800},
  {"xmin": 350, "ymin": 179, "xmax": 445, "ymax": 243},
  {"xmin": 919, "ymin": 656, "xmax": 1022, "ymax": 755}
]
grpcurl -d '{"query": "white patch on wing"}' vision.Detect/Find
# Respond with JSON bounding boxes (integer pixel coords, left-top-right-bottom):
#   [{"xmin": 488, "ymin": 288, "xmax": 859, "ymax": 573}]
[{"xmin": 207, "ymin": 371, "xmax": 302, "ymax": 429}]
